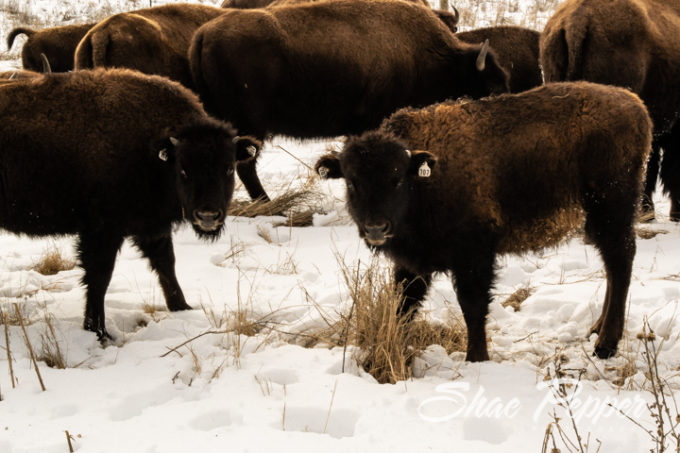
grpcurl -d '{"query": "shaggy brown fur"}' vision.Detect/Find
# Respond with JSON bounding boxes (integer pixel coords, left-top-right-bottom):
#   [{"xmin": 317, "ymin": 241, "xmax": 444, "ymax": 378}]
[
  {"xmin": 540, "ymin": 0, "xmax": 680, "ymax": 220},
  {"xmin": 191, "ymin": 0, "xmax": 508, "ymax": 201},
  {"xmin": 457, "ymin": 26, "xmax": 541, "ymax": 93},
  {"xmin": 0, "ymin": 69, "xmax": 41, "ymax": 81},
  {"xmin": 6, "ymin": 23, "xmax": 94, "ymax": 72},
  {"xmin": 316, "ymin": 82, "xmax": 652, "ymax": 362},
  {"xmin": 74, "ymin": 4, "xmax": 224, "ymax": 88},
  {"xmin": 221, "ymin": 0, "xmax": 459, "ymax": 31},
  {"xmin": 0, "ymin": 68, "xmax": 259, "ymax": 340}
]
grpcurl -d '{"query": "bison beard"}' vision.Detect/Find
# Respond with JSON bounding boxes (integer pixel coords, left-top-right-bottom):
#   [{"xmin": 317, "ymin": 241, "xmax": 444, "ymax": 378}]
[{"xmin": 316, "ymin": 81, "xmax": 652, "ymax": 362}]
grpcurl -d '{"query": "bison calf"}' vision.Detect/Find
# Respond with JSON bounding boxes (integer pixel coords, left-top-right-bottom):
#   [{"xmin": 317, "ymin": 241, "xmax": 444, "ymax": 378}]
[
  {"xmin": 316, "ymin": 82, "xmax": 652, "ymax": 362},
  {"xmin": 0, "ymin": 68, "xmax": 260, "ymax": 340}
]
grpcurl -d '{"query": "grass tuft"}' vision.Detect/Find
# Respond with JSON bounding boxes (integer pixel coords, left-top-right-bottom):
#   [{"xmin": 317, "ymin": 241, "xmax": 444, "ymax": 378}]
[{"xmin": 32, "ymin": 245, "xmax": 76, "ymax": 276}]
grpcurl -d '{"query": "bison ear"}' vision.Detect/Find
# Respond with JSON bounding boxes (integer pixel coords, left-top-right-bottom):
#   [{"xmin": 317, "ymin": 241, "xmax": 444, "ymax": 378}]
[
  {"xmin": 408, "ymin": 150, "xmax": 437, "ymax": 179},
  {"xmin": 233, "ymin": 136, "xmax": 262, "ymax": 162},
  {"xmin": 315, "ymin": 154, "xmax": 343, "ymax": 179}
]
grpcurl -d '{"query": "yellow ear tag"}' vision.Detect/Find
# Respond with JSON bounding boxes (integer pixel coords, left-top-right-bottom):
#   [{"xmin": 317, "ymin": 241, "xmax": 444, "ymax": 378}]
[{"xmin": 418, "ymin": 161, "xmax": 431, "ymax": 178}]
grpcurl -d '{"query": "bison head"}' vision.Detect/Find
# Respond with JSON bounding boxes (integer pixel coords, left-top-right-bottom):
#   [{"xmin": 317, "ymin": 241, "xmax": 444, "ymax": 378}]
[
  {"xmin": 158, "ymin": 121, "xmax": 260, "ymax": 239},
  {"xmin": 315, "ymin": 131, "xmax": 436, "ymax": 247},
  {"xmin": 462, "ymin": 39, "xmax": 510, "ymax": 98}
]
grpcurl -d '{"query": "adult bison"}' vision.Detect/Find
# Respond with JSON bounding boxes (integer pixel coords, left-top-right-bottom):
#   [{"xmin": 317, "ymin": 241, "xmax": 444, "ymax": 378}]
[
  {"xmin": 540, "ymin": 0, "xmax": 680, "ymax": 221},
  {"xmin": 0, "ymin": 68, "xmax": 260, "ymax": 340},
  {"xmin": 6, "ymin": 23, "xmax": 94, "ymax": 72},
  {"xmin": 315, "ymin": 82, "xmax": 652, "ymax": 362},
  {"xmin": 457, "ymin": 26, "xmax": 541, "ymax": 93},
  {"xmin": 191, "ymin": 0, "xmax": 508, "ymax": 201},
  {"xmin": 221, "ymin": 0, "xmax": 460, "ymax": 32},
  {"xmin": 74, "ymin": 3, "xmax": 225, "ymax": 88}
]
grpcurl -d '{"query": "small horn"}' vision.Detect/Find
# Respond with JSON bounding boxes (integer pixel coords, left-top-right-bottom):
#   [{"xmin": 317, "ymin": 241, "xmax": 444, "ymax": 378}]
[
  {"xmin": 8, "ymin": 71, "xmax": 17, "ymax": 80},
  {"xmin": 158, "ymin": 149, "xmax": 168, "ymax": 161},
  {"xmin": 476, "ymin": 39, "xmax": 490, "ymax": 72},
  {"xmin": 246, "ymin": 145, "xmax": 257, "ymax": 157},
  {"xmin": 405, "ymin": 149, "xmax": 412, "ymax": 158},
  {"xmin": 169, "ymin": 137, "xmax": 179, "ymax": 146},
  {"xmin": 40, "ymin": 53, "xmax": 51, "ymax": 74},
  {"xmin": 451, "ymin": 6, "xmax": 460, "ymax": 23}
]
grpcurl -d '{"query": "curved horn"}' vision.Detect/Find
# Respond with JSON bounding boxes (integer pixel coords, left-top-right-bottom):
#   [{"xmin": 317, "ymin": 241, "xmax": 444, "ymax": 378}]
[
  {"xmin": 476, "ymin": 39, "xmax": 490, "ymax": 72},
  {"xmin": 451, "ymin": 6, "xmax": 459, "ymax": 24},
  {"xmin": 8, "ymin": 71, "xmax": 17, "ymax": 80},
  {"xmin": 40, "ymin": 53, "xmax": 52, "ymax": 74}
]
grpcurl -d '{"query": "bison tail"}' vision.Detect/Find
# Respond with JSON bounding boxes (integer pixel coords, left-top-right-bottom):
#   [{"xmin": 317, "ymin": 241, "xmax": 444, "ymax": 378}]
[
  {"xmin": 6, "ymin": 27, "xmax": 35, "ymax": 51},
  {"xmin": 540, "ymin": 12, "xmax": 589, "ymax": 82},
  {"xmin": 188, "ymin": 31, "xmax": 205, "ymax": 93},
  {"xmin": 563, "ymin": 15, "xmax": 590, "ymax": 81}
]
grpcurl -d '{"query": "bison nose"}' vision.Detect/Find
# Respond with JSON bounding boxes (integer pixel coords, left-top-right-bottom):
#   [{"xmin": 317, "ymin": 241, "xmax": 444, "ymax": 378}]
[
  {"xmin": 192, "ymin": 209, "xmax": 225, "ymax": 232},
  {"xmin": 363, "ymin": 221, "xmax": 391, "ymax": 246},
  {"xmin": 194, "ymin": 209, "xmax": 223, "ymax": 222}
]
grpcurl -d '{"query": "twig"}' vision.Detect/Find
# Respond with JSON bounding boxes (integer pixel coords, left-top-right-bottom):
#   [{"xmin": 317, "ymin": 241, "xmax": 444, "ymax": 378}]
[
  {"xmin": 323, "ymin": 380, "xmax": 339, "ymax": 434},
  {"xmin": 65, "ymin": 430, "xmax": 74, "ymax": 453},
  {"xmin": 342, "ymin": 259, "xmax": 360, "ymax": 373},
  {"xmin": 276, "ymin": 144, "xmax": 313, "ymax": 171},
  {"xmin": 2, "ymin": 308, "xmax": 15, "ymax": 388},
  {"xmin": 160, "ymin": 329, "xmax": 228, "ymax": 358},
  {"xmin": 13, "ymin": 303, "xmax": 45, "ymax": 391}
]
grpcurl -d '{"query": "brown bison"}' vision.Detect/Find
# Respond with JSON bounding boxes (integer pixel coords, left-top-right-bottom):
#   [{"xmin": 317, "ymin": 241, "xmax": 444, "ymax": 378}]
[
  {"xmin": 540, "ymin": 0, "xmax": 680, "ymax": 221},
  {"xmin": 457, "ymin": 26, "xmax": 541, "ymax": 93},
  {"xmin": 74, "ymin": 3, "xmax": 225, "ymax": 88},
  {"xmin": 221, "ymin": 0, "xmax": 460, "ymax": 32},
  {"xmin": 6, "ymin": 23, "xmax": 94, "ymax": 72},
  {"xmin": 0, "ymin": 68, "xmax": 259, "ymax": 340},
  {"xmin": 191, "ymin": 0, "xmax": 508, "ymax": 201},
  {"xmin": 315, "ymin": 82, "xmax": 652, "ymax": 362}
]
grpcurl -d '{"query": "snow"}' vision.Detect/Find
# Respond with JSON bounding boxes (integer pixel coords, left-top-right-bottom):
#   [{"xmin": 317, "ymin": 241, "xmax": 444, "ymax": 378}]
[{"xmin": 2, "ymin": 0, "xmax": 680, "ymax": 452}]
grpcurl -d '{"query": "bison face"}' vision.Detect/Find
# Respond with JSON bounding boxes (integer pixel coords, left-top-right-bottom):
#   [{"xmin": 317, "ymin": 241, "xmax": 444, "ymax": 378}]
[
  {"xmin": 162, "ymin": 123, "xmax": 260, "ymax": 239},
  {"xmin": 316, "ymin": 131, "xmax": 436, "ymax": 248}
]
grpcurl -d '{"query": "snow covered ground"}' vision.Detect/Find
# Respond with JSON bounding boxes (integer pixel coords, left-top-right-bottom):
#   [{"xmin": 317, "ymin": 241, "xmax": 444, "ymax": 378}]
[{"xmin": 2, "ymin": 0, "xmax": 680, "ymax": 452}]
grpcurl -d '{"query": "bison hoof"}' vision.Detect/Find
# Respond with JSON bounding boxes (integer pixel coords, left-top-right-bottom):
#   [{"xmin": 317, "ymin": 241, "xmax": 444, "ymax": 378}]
[
  {"xmin": 465, "ymin": 350, "xmax": 490, "ymax": 362},
  {"xmin": 593, "ymin": 344, "xmax": 616, "ymax": 359},
  {"xmin": 167, "ymin": 300, "xmax": 192, "ymax": 311}
]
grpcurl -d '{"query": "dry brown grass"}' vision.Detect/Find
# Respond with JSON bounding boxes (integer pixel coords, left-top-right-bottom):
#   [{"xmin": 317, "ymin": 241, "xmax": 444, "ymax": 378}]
[
  {"xmin": 228, "ymin": 181, "xmax": 324, "ymax": 227},
  {"xmin": 636, "ymin": 227, "xmax": 669, "ymax": 240},
  {"xmin": 308, "ymin": 257, "xmax": 466, "ymax": 384},
  {"xmin": 32, "ymin": 245, "xmax": 76, "ymax": 276},
  {"xmin": 501, "ymin": 286, "xmax": 533, "ymax": 312}
]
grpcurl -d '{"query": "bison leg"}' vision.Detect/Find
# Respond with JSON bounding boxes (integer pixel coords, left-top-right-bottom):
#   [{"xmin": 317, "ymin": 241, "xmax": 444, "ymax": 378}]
[
  {"xmin": 452, "ymin": 250, "xmax": 496, "ymax": 362},
  {"xmin": 640, "ymin": 142, "xmax": 660, "ymax": 221},
  {"xmin": 394, "ymin": 266, "xmax": 432, "ymax": 319},
  {"xmin": 584, "ymin": 201, "xmax": 636, "ymax": 359},
  {"xmin": 658, "ymin": 127, "xmax": 680, "ymax": 222},
  {"xmin": 132, "ymin": 233, "xmax": 191, "ymax": 312},
  {"xmin": 237, "ymin": 157, "xmax": 270, "ymax": 202},
  {"xmin": 79, "ymin": 233, "xmax": 124, "ymax": 341}
]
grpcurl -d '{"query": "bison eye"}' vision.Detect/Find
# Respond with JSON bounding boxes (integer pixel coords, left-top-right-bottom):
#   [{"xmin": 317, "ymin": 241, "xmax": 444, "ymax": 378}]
[
  {"xmin": 180, "ymin": 169, "xmax": 188, "ymax": 180},
  {"xmin": 391, "ymin": 177, "xmax": 403, "ymax": 188},
  {"xmin": 346, "ymin": 181, "xmax": 355, "ymax": 192},
  {"xmin": 226, "ymin": 167, "xmax": 234, "ymax": 176}
]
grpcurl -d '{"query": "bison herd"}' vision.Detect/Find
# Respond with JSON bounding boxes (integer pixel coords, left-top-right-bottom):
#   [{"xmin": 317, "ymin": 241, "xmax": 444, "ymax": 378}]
[{"xmin": 1, "ymin": 0, "xmax": 677, "ymax": 363}]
